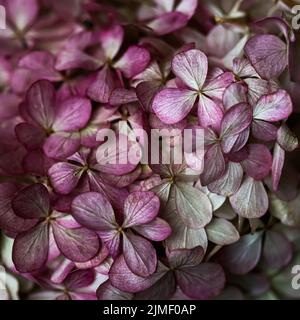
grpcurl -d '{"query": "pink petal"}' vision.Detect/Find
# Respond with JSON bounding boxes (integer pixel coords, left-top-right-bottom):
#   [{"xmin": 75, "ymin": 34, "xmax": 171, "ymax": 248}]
[
  {"xmin": 241, "ymin": 144, "xmax": 272, "ymax": 180},
  {"xmin": 172, "ymin": 49, "xmax": 208, "ymax": 90},
  {"xmin": 201, "ymin": 144, "xmax": 226, "ymax": 186},
  {"xmin": 109, "ymin": 255, "xmax": 168, "ymax": 293},
  {"xmin": 277, "ymin": 124, "xmax": 298, "ymax": 152},
  {"xmin": 123, "ymin": 232, "xmax": 157, "ymax": 277},
  {"xmin": 109, "ymin": 88, "xmax": 137, "ymax": 106},
  {"xmin": 176, "ymin": 0, "xmax": 198, "ymax": 18},
  {"xmin": 202, "ymin": 72, "xmax": 235, "ymax": 100},
  {"xmin": 147, "ymin": 12, "xmax": 189, "ymax": 36},
  {"xmin": 52, "ymin": 222, "xmax": 100, "ymax": 262},
  {"xmin": 223, "ymin": 83, "xmax": 248, "ymax": 111},
  {"xmin": 123, "ymin": 191, "xmax": 160, "ymax": 228},
  {"xmin": 136, "ymin": 80, "xmax": 162, "ymax": 112},
  {"xmin": 12, "ymin": 223, "xmax": 49, "ymax": 273},
  {"xmin": 133, "ymin": 217, "xmax": 172, "ymax": 241},
  {"xmin": 198, "ymin": 94, "xmax": 223, "ymax": 131},
  {"xmin": 53, "ymin": 97, "xmax": 92, "ymax": 132},
  {"xmin": 64, "ymin": 269, "xmax": 95, "ymax": 290},
  {"xmin": 71, "ymin": 192, "xmax": 116, "ymax": 231},
  {"xmin": 208, "ymin": 162, "xmax": 243, "ymax": 197},
  {"xmin": 87, "ymin": 66, "xmax": 116, "ymax": 103},
  {"xmin": 6, "ymin": 0, "xmax": 39, "ymax": 31},
  {"xmin": 245, "ymin": 35, "xmax": 287, "ymax": 79},
  {"xmin": 253, "ymin": 90, "xmax": 293, "ymax": 122},
  {"xmin": 152, "ymin": 88, "xmax": 197, "ymax": 124},
  {"xmin": 12, "ymin": 184, "xmax": 50, "ymax": 219},
  {"xmin": 25, "ymin": 80, "xmax": 56, "ymax": 130},
  {"xmin": 251, "ymin": 120, "xmax": 278, "ymax": 141},
  {"xmin": 48, "ymin": 162, "xmax": 83, "ymax": 195},
  {"xmin": 43, "ymin": 132, "xmax": 81, "ymax": 159},
  {"xmin": 230, "ymin": 177, "xmax": 269, "ymax": 218},
  {"xmin": 114, "ymin": 46, "xmax": 150, "ymax": 78},
  {"xmin": 99, "ymin": 25, "xmax": 124, "ymax": 60}
]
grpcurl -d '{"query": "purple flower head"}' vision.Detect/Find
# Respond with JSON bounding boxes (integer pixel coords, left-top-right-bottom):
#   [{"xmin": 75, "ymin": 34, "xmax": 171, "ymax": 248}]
[
  {"xmin": 72, "ymin": 191, "xmax": 171, "ymax": 277},
  {"xmin": 11, "ymin": 183, "xmax": 100, "ymax": 273},
  {"xmin": 15, "ymin": 80, "xmax": 92, "ymax": 159}
]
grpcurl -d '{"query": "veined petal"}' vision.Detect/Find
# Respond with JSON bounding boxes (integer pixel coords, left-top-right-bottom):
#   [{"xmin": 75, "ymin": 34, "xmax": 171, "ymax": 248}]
[
  {"xmin": 133, "ymin": 217, "xmax": 171, "ymax": 241},
  {"xmin": 71, "ymin": 192, "xmax": 116, "ymax": 231},
  {"xmin": 48, "ymin": 162, "xmax": 83, "ymax": 195},
  {"xmin": 53, "ymin": 97, "xmax": 92, "ymax": 132},
  {"xmin": 123, "ymin": 232, "xmax": 157, "ymax": 277},
  {"xmin": 230, "ymin": 176, "xmax": 268, "ymax": 218},
  {"xmin": 253, "ymin": 90, "xmax": 293, "ymax": 122},
  {"xmin": 12, "ymin": 223, "xmax": 49, "ymax": 273},
  {"xmin": 12, "ymin": 184, "xmax": 50, "ymax": 219},
  {"xmin": 198, "ymin": 94, "xmax": 223, "ymax": 131},
  {"xmin": 123, "ymin": 191, "xmax": 160, "ymax": 228},
  {"xmin": 172, "ymin": 49, "xmax": 208, "ymax": 90},
  {"xmin": 114, "ymin": 46, "xmax": 150, "ymax": 78},
  {"xmin": 152, "ymin": 88, "xmax": 196, "ymax": 124},
  {"xmin": 99, "ymin": 25, "xmax": 124, "ymax": 60},
  {"xmin": 52, "ymin": 222, "xmax": 100, "ymax": 262}
]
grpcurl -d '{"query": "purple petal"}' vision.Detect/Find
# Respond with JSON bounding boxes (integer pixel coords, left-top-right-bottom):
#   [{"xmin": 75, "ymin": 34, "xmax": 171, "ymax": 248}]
[
  {"xmin": 64, "ymin": 269, "xmax": 95, "ymax": 290},
  {"xmin": 202, "ymin": 72, "xmax": 235, "ymax": 100},
  {"xmin": 176, "ymin": 263, "xmax": 225, "ymax": 300},
  {"xmin": 12, "ymin": 223, "xmax": 49, "ymax": 273},
  {"xmin": 53, "ymin": 97, "xmax": 92, "ymax": 132},
  {"xmin": 198, "ymin": 94, "xmax": 223, "ymax": 131},
  {"xmin": 168, "ymin": 247, "xmax": 205, "ymax": 268},
  {"xmin": 0, "ymin": 183, "xmax": 37, "ymax": 234},
  {"xmin": 262, "ymin": 230, "xmax": 292, "ymax": 270},
  {"xmin": 223, "ymin": 83, "xmax": 248, "ymax": 111},
  {"xmin": 43, "ymin": 132, "xmax": 81, "ymax": 159},
  {"xmin": 87, "ymin": 66, "xmax": 115, "ymax": 103},
  {"xmin": 52, "ymin": 222, "xmax": 100, "ymax": 262},
  {"xmin": 97, "ymin": 281, "xmax": 133, "ymax": 300},
  {"xmin": 25, "ymin": 80, "xmax": 55, "ymax": 130},
  {"xmin": 123, "ymin": 191, "xmax": 160, "ymax": 228},
  {"xmin": 109, "ymin": 88, "xmax": 137, "ymax": 106},
  {"xmin": 109, "ymin": 255, "xmax": 168, "ymax": 293},
  {"xmin": 241, "ymin": 144, "xmax": 272, "ymax": 180},
  {"xmin": 230, "ymin": 176, "xmax": 269, "ymax": 218},
  {"xmin": 15, "ymin": 123, "xmax": 45, "ymax": 150},
  {"xmin": 253, "ymin": 90, "xmax": 293, "ymax": 122},
  {"xmin": 114, "ymin": 46, "xmax": 150, "ymax": 78},
  {"xmin": 172, "ymin": 49, "xmax": 208, "ymax": 90},
  {"xmin": 6, "ymin": 0, "xmax": 39, "ymax": 31},
  {"xmin": 136, "ymin": 81, "xmax": 162, "ymax": 112},
  {"xmin": 245, "ymin": 35, "xmax": 287, "ymax": 79},
  {"xmin": 251, "ymin": 120, "xmax": 278, "ymax": 141},
  {"xmin": 123, "ymin": 232, "xmax": 157, "ymax": 277},
  {"xmin": 147, "ymin": 12, "xmax": 189, "ymax": 36},
  {"xmin": 152, "ymin": 88, "xmax": 197, "ymax": 124},
  {"xmin": 174, "ymin": 182, "xmax": 212, "ymax": 228},
  {"xmin": 133, "ymin": 217, "xmax": 172, "ymax": 241},
  {"xmin": 48, "ymin": 162, "xmax": 83, "ymax": 195},
  {"xmin": 12, "ymin": 184, "xmax": 50, "ymax": 219},
  {"xmin": 201, "ymin": 144, "xmax": 226, "ymax": 186},
  {"xmin": 217, "ymin": 232, "xmax": 263, "ymax": 275},
  {"xmin": 221, "ymin": 103, "xmax": 252, "ymax": 141},
  {"xmin": 208, "ymin": 162, "xmax": 243, "ymax": 197},
  {"xmin": 71, "ymin": 192, "xmax": 116, "ymax": 231},
  {"xmin": 99, "ymin": 25, "xmax": 124, "ymax": 60}
]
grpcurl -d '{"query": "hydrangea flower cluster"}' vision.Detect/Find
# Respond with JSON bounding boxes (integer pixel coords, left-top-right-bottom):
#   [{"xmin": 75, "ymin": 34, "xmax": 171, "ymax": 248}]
[{"xmin": 1, "ymin": 0, "xmax": 300, "ymax": 300}]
